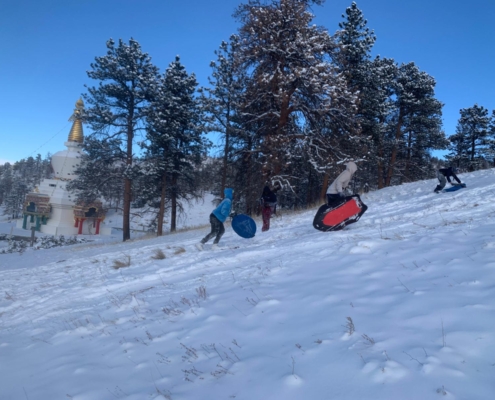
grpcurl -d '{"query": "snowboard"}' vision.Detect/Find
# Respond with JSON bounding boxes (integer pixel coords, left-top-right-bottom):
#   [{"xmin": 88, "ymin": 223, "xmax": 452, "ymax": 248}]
[
  {"xmin": 313, "ymin": 195, "xmax": 368, "ymax": 232},
  {"xmin": 232, "ymin": 214, "xmax": 257, "ymax": 238},
  {"xmin": 442, "ymin": 183, "xmax": 466, "ymax": 193}
]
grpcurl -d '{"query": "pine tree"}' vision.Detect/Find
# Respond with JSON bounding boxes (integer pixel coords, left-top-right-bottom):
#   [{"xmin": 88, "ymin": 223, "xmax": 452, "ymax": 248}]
[
  {"xmin": 201, "ymin": 35, "xmax": 246, "ymax": 197},
  {"xmin": 0, "ymin": 163, "xmax": 13, "ymax": 206},
  {"xmin": 334, "ymin": 2, "xmax": 380, "ymax": 190},
  {"xmin": 4, "ymin": 180, "xmax": 28, "ymax": 219},
  {"xmin": 357, "ymin": 57, "xmax": 397, "ymax": 188},
  {"xmin": 378, "ymin": 62, "xmax": 444, "ymax": 186},
  {"xmin": 81, "ymin": 38, "xmax": 159, "ymax": 241},
  {"xmin": 334, "ymin": 4, "xmax": 446, "ymax": 188},
  {"xmin": 487, "ymin": 110, "xmax": 495, "ymax": 166},
  {"xmin": 448, "ymin": 104, "xmax": 490, "ymax": 171},
  {"xmin": 336, "ymin": 1, "xmax": 376, "ymax": 90},
  {"xmin": 145, "ymin": 56, "xmax": 206, "ymax": 233},
  {"xmin": 67, "ymin": 136, "xmax": 126, "ymax": 207},
  {"xmin": 234, "ymin": 0, "xmax": 357, "ymax": 181}
]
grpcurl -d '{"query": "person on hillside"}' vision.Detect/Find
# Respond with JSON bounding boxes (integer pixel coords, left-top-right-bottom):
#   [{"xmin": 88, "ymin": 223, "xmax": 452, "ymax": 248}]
[
  {"xmin": 326, "ymin": 161, "xmax": 358, "ymax": 205},
  {"xmin": 259, "ymin": 185, "xmax": 278, "ymax": 232},
  {"xmin": 196, "ymin": 188, "xmax": 233, "ymax": 250},
  {"xmin": 434, "ymin": 167, "xmax": 462, "ymax": 193}
]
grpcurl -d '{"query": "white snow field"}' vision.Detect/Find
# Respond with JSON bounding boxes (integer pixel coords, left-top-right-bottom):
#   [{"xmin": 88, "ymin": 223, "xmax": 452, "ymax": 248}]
[{"xmin": 1, "ymin": 169, "xmax": 495, "ymax": 400}]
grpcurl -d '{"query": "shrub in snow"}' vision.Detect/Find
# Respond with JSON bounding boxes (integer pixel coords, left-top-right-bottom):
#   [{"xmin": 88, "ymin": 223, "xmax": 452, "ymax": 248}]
[
  {"xmin": 34, "ymin": 235, "xmax": 87, "ymax": 250},
  {"xmin": 0, "ymin": 239, "xmax": 27, "ymax": 254},
  {"xmin": 0, "ymin": 235, "xmax": 88, "ymax": 254}
]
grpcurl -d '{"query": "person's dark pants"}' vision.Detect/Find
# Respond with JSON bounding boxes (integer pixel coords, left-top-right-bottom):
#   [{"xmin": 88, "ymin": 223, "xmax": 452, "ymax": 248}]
[
  {"xmin": 262, "ymin": 205, "xmax": 274, "ymax": 232},
  {"xmin": 434, "ymin": 172, "xmax": 447, "ymax": 192},
  {"xmin": 201, "ymin": 213, "xmax": 225, "ymax": 244},
  {"xmin": 326, "ymin": 193, "xmax": 345, "ymax": 206}
]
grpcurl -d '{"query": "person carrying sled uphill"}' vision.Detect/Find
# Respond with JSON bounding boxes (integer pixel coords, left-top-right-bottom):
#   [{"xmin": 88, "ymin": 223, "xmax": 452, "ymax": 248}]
[
  {"xmin": 434, "ymin": 167, "xmax": 462, "ymax": 193},
  {"xmin": 196, "ymin": 188, "xmax": 233, "ymax": 250},
  {"xmin": 326, "ymin": 161, "xmax": 358, "ymax": 205},
  {"xmin": 260, "ymin": 185, "xmax": 278, "ymax": 232}
]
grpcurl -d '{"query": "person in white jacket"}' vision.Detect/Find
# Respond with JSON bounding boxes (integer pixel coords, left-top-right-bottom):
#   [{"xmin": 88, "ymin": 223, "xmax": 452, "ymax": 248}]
[{"xmin": 326, "ymin": 161, "xmax": 358, "ymax": 205}]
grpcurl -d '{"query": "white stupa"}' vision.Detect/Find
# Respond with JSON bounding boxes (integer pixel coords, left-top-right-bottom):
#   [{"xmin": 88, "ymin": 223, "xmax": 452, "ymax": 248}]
[{"xmin": 17, "ymin": 99, "xmax": 110, "ymax": 236}]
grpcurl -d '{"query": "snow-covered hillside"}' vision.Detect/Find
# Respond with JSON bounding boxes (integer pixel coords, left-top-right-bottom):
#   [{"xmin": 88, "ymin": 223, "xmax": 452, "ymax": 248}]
[{"xmin": 1, "ymin": 169, "xmax": 495, "ymax": 400}]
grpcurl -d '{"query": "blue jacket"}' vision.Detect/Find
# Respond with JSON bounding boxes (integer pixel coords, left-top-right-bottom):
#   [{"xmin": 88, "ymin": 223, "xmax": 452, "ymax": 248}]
[{"xmin": 212, "ymin": 188, "xmax": 233, "ymax": 223}]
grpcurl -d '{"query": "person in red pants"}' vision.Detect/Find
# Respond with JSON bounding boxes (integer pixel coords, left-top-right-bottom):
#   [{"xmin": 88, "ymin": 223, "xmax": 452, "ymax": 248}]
[{"xmin": 259, "ymin": 186, "xmax": 278, "ymax": 232}]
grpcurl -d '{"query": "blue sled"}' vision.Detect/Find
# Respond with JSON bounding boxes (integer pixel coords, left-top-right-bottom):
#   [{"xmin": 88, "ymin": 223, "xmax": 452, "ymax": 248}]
[
  {"xmin": 443, "ymin": 183, "xmax": 466, "ymax": 193},
  {"xmin": 232, "ymin": 214, "xmax": 257, "ymax": 238}
]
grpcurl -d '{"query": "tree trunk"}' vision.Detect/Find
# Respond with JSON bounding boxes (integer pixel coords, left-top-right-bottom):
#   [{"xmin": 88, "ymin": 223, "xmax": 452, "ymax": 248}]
[
  {"xmin": 122, "ymin": 112, "xmax": 134, "ymax": 242},
  {"xmin": 385, "ymin": 110, "xmax": 403, "ymax": 187},
  {"xmin": 239, "ymin": 139, "xmax": 252, "ymax": 215},
  {"xmin": 123, "ymin": 177, "xmax": 132, "ymax": 241},
  {"xmin": 221, "ymin": 109, "xmax": 231, "ymax": 196},
  {"xmin": 402, "ymin": 131, "xmax": 412, "ymax": 184},
  {"xmin": 320, "ymin": 173, "xmax": 329, "ymax": 203},
  {"xmin": 377, "ymin": 151, "xmax": 384, "ymax": 190},
  {"xmin": 471, "ymin": 137, "xmax": 475, "ymax": 161},
  {"xmin": 262, "ymin": 88, "xmax": 294, "ymax": 181},
  {"xmin": 170, "ymin": 174, "xmax": 177, "ymax": 232},
  {"xmin": 306, "ymin": 168, "xmax": 313, "ymax": 206},
  {"xmin": 157, "ymin": 172, "xmax": 167, "ymax": 236}
]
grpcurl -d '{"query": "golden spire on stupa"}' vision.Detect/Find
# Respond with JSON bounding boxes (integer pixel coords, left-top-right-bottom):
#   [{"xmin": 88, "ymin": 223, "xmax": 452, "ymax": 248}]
[{"xmin": 67, "ymin": 98, "xmax": 85, "ymax": 143}]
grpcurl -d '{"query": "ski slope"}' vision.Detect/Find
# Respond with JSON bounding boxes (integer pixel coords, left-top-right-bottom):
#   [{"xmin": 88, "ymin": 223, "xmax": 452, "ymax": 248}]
[{"xmin": 1, "ymin": 169, "xmax": 495, "ymax": 400}]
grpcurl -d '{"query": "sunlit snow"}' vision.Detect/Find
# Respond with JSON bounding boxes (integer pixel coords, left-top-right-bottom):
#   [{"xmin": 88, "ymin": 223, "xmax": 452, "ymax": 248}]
[{"xmin": 1, "ymin": 169, "xmax": 495, "ymax": 399}]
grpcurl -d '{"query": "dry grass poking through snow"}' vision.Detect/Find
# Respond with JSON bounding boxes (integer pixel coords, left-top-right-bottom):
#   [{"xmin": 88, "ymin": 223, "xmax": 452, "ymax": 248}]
[
  {"xmin": 112, "ymin": 254, "xmax": 131, "ymax": 269},
  {"xmin": 174, "ymin": 247, "xmax": 186, "ymax": 255},
  {"xmin": 151, "ymin": 248, "xmax": 166, "ymax": 260}
]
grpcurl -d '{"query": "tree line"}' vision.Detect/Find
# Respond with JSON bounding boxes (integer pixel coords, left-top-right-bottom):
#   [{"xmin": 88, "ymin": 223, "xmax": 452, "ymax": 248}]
[
  {"xmin": 0, "ymin": 155, "xmax": 52, "ymax": 219},
  {"xmin": 2, "ymin": 1, "xmax": 495, "ymax": 241}
]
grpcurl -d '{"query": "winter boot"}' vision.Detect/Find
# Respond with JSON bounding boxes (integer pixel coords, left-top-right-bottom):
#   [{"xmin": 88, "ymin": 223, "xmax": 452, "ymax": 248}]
[{"xmin": 195, "ymin": 242, "xmax": 204, "ymax": 251}]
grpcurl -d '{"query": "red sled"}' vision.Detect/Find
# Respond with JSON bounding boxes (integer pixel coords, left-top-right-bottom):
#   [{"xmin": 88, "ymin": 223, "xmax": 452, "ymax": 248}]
[{"xmin": 313, "ymin": 195, "xmax": 368, "ymax": 232}]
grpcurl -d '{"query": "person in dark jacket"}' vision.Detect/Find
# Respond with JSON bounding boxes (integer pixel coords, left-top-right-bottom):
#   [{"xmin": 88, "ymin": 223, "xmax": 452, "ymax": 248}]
[
  {"xmin": 260, "ymin": 185, "xmax": 277, "ymax": 232},
  {"xmin": 196, "ymin": 188, "xmax": 233, "ymax": 250},
  {"xmin": 434, "ymin": 167, "xmax": 462, "ymax": 193}
]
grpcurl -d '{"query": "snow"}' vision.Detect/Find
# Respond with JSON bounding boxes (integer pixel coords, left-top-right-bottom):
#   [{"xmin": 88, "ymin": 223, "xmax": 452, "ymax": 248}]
[{"xmin": 1, "ymin": 169, "xmax": 495, "ymax": 399}]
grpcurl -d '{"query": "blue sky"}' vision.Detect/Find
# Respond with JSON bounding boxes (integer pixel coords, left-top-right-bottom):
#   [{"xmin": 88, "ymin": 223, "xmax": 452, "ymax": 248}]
[{"xmin": 1, "ymin": 0, "xmax": 494, "ymax": 164}]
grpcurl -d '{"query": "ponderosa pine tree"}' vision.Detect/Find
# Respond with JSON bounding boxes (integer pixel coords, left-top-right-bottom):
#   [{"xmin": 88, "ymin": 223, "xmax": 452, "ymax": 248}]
[
  {"xmin": 145, "ymin": 56, "xmax": 205, "ymax": 233},
  {"xmin": 201, "ymin": 35, "xmax": 246, "ymax": 198},
  {"xmin": 487, "ymin": 110, "xmax": 495, "ymax": 166},
  {"xmin": 357, "ymin": 57, "xmax": 397, "ymax": 188},
  {"xmin": 0, "ymin": 163, "xmax": 13, "ymax": 206},
  {"xmin": 448, "ymin": 104, "xmax": 490, "ymax": 170},
  {"xmin": 67, "ymin": 136, "xmax": 126, "ymax": 208},
  {"xmin": 201, "ymin": 35, "xmax": 268, "ymax": 213},
  {"xmin": 333, "ymin": 2, "xmax": 379, "ymax": 190},
  {"xmin": 234, "ymin": 0, "xmax": 357, "ymax": 181},
  {"xmin": 4, "ymin": 180, "xmax": 28, "ymax": 219},
  {"xmin": 81, "ymin": 38, "xmax": 159, "ymax": 241},
  {"xmin": 335, "ymin": 3, "xmax": 445, "ymax": 188},
  {"xmin": 382, "ymin": 62, "xmax": 444, "ymax": 187},
  {"xmin": 0, "ymin": 155, "xmax": 52, "ymax": 209},
  {"xmin": 336, "ymin": 1, "xmax": 376, "ymax": 91}
]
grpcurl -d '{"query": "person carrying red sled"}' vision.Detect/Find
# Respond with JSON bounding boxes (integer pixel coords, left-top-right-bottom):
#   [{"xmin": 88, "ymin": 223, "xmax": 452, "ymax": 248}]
[
  {"xmin": 326, "ymin": 161, "xmax": 358, "ymax": 205},
  {"xmin": 314, "ymin": 161, "xmax": 367, "ymax": 232}
]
